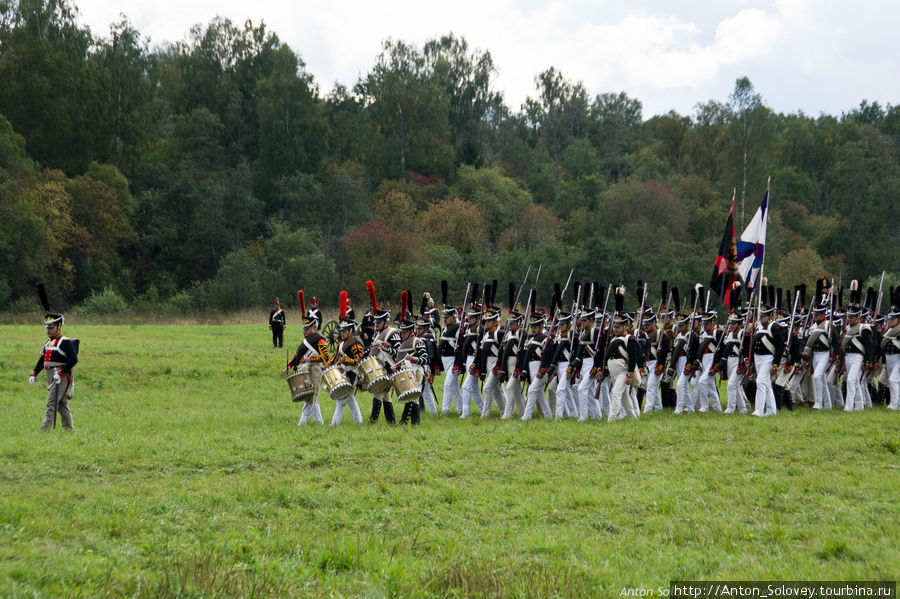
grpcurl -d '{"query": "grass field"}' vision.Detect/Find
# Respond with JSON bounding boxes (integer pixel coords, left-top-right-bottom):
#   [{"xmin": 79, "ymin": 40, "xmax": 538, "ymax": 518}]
[{"xmin": 1, "ymin": 322, "xmax": 899, "ymax": 598}]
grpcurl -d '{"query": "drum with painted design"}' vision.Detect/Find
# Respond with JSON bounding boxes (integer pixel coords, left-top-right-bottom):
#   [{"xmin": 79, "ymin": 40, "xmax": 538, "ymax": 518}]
[{"xmin": 322, "ymin": 365, "xmax": 353, "ymax": 401}]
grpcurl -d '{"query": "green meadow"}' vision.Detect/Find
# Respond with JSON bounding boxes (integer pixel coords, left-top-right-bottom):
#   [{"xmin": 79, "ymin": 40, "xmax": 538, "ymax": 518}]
[{"xmin": 1, "ymin": 322, "xmax": 898, "ymax": 598}]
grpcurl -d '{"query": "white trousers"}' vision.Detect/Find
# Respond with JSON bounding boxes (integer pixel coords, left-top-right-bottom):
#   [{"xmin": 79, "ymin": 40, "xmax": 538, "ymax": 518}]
[
  {"xmin": 578, "ymin": 358, "xmax": 602, "ymax": 421},
  {"xmin": 886, "ymin": 353, "xmax": 900, "ymax": 410},
  {"xmin": 460, "ymin": 355, "xmax": 483, "ymax": 418},
  {"xmin": 554, "ymin": 361, "xmax": 574, "ymax": 419},
  {"xmin": 607, "ymin": 359, "xmax": 637, "ymax": 421},
  {"xmin": 642, "ymin": 359, "xmax": 662, "ymax": 412},
  {"xmin": 331, "ymin": 394, "xmax": 363, "ymax": 425},
  {"xmin": 502, "ymin": 356, "xmax": 525, "ymax": 419},
  {"xmin": 752, "ymin": 354, "xmax": 777, "ymax": 417},
  {"xmin": 695, "ymin": 354, "xmax": 722, "ymax": 412},
  {"xmin": 421, "ymin": 372, "xmax": 437, "ymax": 414},
  {"xmin": 481, "ymin": 356, "xmax": 507, "ymax": 417},
  {"xmin": 522, "ymin": 360, "xmax": 551, "ymax": 420},
  {"xmin": 299, "ymin": 400, "xmax": 324, "ymax": 425},
  {"xmin": 441, "ymin": 355, "xmax": 463, "ymax": 414},
  {"xmin": 812, "ymin": 351, "xmax": 832, "ymax": 409},
  {"xmin": 724, "ymin": 356, "xmax": 747, "ymax": 413},
  {"xmin": 674, "ymin": 357, "xmax": 692, "ymax": 414},
  {"xmin": 843, "ymin": 353, "xmax": 865, "ymax": 411}
]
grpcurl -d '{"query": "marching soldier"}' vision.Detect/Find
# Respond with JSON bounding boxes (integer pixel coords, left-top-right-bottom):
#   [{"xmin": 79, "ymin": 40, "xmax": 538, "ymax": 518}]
[
  {"xmin": 499, "ymin": 309, "xmax": 526, "ymax": 419},
  {"xmin": 520, "ymin": 311, "xmax": 553, "ymax": 420},
  {"xmin": 841, "ymin": 283, "xmax": 875, "ymax": 411},
  {"xmin": 671, "ymin": 314, "xmax": 693, "ymax": 414},
  {"xmin": 329, "ymin": 316, "xmax": 365, "ymax": 425},
  {"xmin": 603, "ymin": 310, "xmax": 640, "ymax": 421},
  {"xmin": 369, "ymin": 307, "xmax": 400, "ymax": 423},
  {"xmin": 29, "ymin": 312, "xmax": 78, "ymax": 430},
  {"xmin": 394, "ymin": 316, "xmax": 428, "ymax": 425},
  {"xmin": 415, "ymin": 317, "xmax": 439, "ymax": 415},
  {"xmin": 269, "ymin": 298, "xmax": 286, "ymax": 348},
  {"xmin": 285, "ymin": 305, "xmax": 329, "ymax": 425},
  {"xmin": 641, "ymin": 309, "xmax": 668, "ymax": 413},
  {"xmin": 575, "ymin": 307, "xmax": 603, "ymax": 421},
  {"xmin": 883, "ymin": 291, "xmax": 900, "ymax": 410},
  {"xmin": 454, "ymin": 304, "xmax": 484, "ymax": 418},
  {"xmin": 549, "ymin": 312, "xmax": 576, "ymax": 419},
  {"xmin": 693, "ymin": 311, "xmax": 723, "ymax": 412},
  {"xmin": 802, "ymin": 284, "xmax": 838, "ymax": 409},
  {"xmin": 439, "ymin": 304, "xmax": 464, "ymax": 415},
  {"xmin": 750, "ymin": 290, "xmax": 786, "ymax": 417},
  {"xmin": 716, "ymin": 309, "xmax": 749, "ymax": 414},
  {"xmin": 478, "ymin": 308, "xmax": 508, "ymax": 418}
]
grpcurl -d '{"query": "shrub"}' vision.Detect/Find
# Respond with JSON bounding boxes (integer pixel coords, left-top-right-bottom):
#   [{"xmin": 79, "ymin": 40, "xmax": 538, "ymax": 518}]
[{"xmin": 76, "ymin": 286, "xmax": 127, "ymax": 315}]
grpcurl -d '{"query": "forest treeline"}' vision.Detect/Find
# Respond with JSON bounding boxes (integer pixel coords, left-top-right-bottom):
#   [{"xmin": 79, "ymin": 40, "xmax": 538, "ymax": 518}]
[{"xmin": 1, "ymin": 0, "xmax": 898, "ymax": 313}]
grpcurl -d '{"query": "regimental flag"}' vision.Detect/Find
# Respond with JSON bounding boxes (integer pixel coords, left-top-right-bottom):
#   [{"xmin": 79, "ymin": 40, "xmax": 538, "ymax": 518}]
[
  {"xmin": 710, "ymin": 198, "xmax": 739, "ymax": 308},
  {"xmin": 735, "ymin": 189, "xmax": 769, "ymax": 292}
]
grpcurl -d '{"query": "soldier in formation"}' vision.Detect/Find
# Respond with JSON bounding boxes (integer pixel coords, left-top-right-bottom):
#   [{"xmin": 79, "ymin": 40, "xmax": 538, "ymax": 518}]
[{"xmin": 283, "ymin": 276, "xmax": 900, "ymax": 426}]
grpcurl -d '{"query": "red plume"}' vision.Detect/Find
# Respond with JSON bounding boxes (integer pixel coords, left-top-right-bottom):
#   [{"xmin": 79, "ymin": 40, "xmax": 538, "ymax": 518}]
[
  {"xmin": 400, "ymin": 290, "xmax": 409, "ymax": 321},
  {"xmin": 366, "ymin": 280, "xmax": 378, "ymax": 310},
  {"xmin": 297, "ymin": 290, "xmax": 306, "ymax": 318},
  {"xmin": 339, "ymin": 291, "xmax": 348, "ymax": 320}
]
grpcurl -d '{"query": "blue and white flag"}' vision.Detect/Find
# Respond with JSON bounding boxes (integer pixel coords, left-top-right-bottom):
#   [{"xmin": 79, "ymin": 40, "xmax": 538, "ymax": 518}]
[{"xmin": 735, "ymin": 190, "xmax": 768, "ymax": 291}]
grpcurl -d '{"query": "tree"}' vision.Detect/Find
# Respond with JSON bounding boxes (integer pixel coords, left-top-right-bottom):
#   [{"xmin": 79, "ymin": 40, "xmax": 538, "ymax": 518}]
[
  {"xmin": 522, "ymin": 67, "xmax": 589, "ymax": 193},
  {"xmin": 256, "ymin": 43, "xmax": 327, "ymax": 202},
  {"xmin": 451, "ymin": 165, "xmax": 532, "ymax": 245},
  {"xmin": 0, "ymin": 0, "xmax": 94, "ymax": 173},
  {"xmin": 355, "ymin": 39, "xmax": 454, "ymax": 180},
  {"xmin": 343, "ymin": 220, "xmax": 420, "ymax": 298},
  {"xmin": 419, "ymin": 197, "xmax": 487, "ymax": 254},
  {"xmin": 423, "ymin": 33, "xmax": 503, "ymax": 166},
  {"xmin": 588, "ymin": 91, "xmax": 643, "ymax": 182},
  {"xmin": 726, "ymin": 77, "xmax": 775, "ymax": 229}
]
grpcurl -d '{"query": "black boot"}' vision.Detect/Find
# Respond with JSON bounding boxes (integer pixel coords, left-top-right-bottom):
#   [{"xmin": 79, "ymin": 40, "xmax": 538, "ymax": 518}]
[
  {"xmin": 411, "ymin": 402, "xmax": 420, "ymax": 426},
  {"xmin": 400, "ymin": 402, "xmax": 412, "ymax": 425},
  {"xmin": 782, "ymin": 388, "xmax": 794, "ymax": 411},
  {"xmin": 383, "ymin": 400, "xmax": 396, "ymax": 424},
  {"xmin": 370, "ymin": 398, "xmax": 382, "ymax": 423}
]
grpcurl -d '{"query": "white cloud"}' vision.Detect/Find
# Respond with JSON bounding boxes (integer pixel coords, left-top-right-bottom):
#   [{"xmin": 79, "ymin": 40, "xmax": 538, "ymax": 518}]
[{"xmin": 72, "ymin": 0, "xmax": 900, "ymax": 118}]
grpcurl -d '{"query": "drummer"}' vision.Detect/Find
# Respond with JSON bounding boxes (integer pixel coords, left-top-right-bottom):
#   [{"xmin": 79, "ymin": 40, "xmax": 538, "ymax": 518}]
[
  {"xmin": 284, "ymin": 314, "xmax": 330, "ymax": 425},
  {"xmin": 369, "ymin": 308, "xmax": 401, "ymax": 424},
  {"xmin": 394, "ymin": 315, "xmax": 429, "ymax": 425},
  {"xmin": 329, "ymin": 317, "xmax": 365, "ymax": 425}
]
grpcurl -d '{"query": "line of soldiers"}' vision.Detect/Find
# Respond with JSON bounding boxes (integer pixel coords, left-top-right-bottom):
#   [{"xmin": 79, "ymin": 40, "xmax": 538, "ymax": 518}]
[{"xmin": 283, "ymin": 277, "xmax": 900, "ymax": 425}]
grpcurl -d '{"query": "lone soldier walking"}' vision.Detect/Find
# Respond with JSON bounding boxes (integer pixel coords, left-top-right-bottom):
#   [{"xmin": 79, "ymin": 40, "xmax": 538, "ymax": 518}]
[{"xmin": 29, "ymin": 312, "xmax": 78, "ymax": 430}]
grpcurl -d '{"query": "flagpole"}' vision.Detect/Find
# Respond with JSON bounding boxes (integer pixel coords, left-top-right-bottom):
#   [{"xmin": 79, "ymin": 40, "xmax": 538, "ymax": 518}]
[
  {"xmin": 755, "ymin": 177, "xmax": 771, "ymax": 319},
  {"xmin": 722, "ymin": 188, "xmax": 736, "ymax": 305}
]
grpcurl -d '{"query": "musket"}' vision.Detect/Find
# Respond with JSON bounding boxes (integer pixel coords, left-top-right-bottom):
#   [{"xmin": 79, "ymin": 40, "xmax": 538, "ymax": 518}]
[
  {"xmin": 684, "ymin": 284, "xmax": 703, "ymax": 378},
  {"xmin": 788, "ymin": 284, "xmax": 826, "ymax": 387},
  {"xmin": 874, "ymin": 271, "xmax": 886, "ymax": 317},
  {"xmin": 552, "ymin": 269, "xmax": 575, "ymax": 324},
  {"xmin": 593, "ymin": 285, "xmax": 619, "ymax": 393},
  {"xmin": 777, "ymin": 289, "xmax": 801, "ymax": 381},
  {"xmin": 455, "ymin": 282, "xmax": 472, "ymax": 349},
  {"xmin": 511, "ymin": 264, "xmax": 532, "ymax": 312},
  {"xmin": 566, "ymin": 282, "xmax": 583, "ymax": 355},
  {"xmin": 592, "ymin": 284, "xmax": 613, "ymax": 357}
]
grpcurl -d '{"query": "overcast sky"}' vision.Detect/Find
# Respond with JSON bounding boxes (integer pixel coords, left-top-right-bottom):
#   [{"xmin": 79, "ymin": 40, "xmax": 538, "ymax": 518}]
[{"xmin": 72, "ymin": 0, "xmax": 899, "ymax": 120}]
